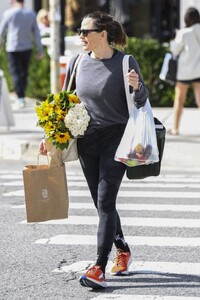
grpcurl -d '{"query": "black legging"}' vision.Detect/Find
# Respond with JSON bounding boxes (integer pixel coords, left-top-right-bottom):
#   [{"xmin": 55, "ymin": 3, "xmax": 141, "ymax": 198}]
[
  {"xmin": 7, "ymin": 49, "xmax": 32, "ymax": 98},
  {"xmin": 78, "ymin": 124, "xmax": 126, "ymax": 253}
]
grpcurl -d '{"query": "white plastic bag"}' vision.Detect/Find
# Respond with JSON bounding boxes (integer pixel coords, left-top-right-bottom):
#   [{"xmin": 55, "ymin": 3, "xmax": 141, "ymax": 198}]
[{"xmin": 115, "ymin": 99, "xmax": 159, "ymax": 167}]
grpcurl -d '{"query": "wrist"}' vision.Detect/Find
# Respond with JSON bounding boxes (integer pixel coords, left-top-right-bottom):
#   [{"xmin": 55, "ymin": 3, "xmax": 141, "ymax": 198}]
[{"xmin": 134, "ymin": 82, "xmax": 143, "ymax": 92}]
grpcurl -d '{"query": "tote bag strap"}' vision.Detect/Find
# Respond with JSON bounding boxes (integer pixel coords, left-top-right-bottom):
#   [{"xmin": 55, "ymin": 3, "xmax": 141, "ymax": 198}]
[
  {"xmin": 67, "ymin": 53, "xmax": 84, "ymax": 91},
  {"xmin": 122, "ymin": 55, "xmax": 152, "ymax": 116},
  {"xmin": 122, "ymin": 54, "xmax": 135, "ymax": 116}
]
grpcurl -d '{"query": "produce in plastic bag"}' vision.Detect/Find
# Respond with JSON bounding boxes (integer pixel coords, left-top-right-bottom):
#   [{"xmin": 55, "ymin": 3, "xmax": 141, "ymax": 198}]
[{"xmin": 115, "ymin": 99, "xmax": 159, "ymax": 167}]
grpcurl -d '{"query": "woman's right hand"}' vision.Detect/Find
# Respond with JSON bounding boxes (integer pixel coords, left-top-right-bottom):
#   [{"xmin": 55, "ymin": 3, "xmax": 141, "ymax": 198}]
[{"xmin": 39, "ymin": 138, "xmax": 47, "ymax": 155}]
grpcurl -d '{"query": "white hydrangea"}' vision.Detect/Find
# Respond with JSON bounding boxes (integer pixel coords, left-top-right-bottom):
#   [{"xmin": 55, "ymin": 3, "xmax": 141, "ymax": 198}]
[{"xmin": 64, "ymin": 103, "xmax": 90, "ymax": 138}]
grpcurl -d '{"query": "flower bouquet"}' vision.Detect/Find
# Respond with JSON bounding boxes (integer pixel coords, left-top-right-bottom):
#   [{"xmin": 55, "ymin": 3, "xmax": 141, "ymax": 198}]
[{"xmin": 35, "ymin": 91, "xmax": 90, "ymax": 151}]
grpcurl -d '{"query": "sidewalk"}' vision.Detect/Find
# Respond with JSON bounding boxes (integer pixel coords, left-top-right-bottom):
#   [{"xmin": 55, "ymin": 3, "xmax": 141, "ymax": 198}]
[
  {"xmin": 0, "ymin": 94, "xmax": 43, "ymax": 160},
  {"xmin": 0, "ymin": 94, "xmax": 200, "ymax": 172}
]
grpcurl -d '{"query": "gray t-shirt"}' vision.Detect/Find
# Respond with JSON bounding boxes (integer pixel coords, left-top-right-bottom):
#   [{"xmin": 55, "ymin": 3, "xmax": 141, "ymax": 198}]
[
  {"xmin": 65, "ymin": 50, "xmax": 148, "ymax": 134},
  {"xmin": 0, "ymin": 7, "xmax": 43, "ymax": 54}
]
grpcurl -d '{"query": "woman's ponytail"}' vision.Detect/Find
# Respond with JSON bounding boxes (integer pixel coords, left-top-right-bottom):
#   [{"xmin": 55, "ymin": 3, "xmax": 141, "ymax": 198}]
[{"xmin": 83, "ymin": 11, "xmax": 127, "ymax": 49}]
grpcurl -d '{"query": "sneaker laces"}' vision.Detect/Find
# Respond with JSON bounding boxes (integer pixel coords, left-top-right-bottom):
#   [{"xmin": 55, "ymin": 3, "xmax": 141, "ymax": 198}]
[{"xmin": 114, "ymin": 249, "xmax": 128, "ymax": 268}]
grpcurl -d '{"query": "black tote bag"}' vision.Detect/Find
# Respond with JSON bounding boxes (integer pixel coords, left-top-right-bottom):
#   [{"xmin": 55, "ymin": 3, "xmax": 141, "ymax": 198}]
[{"xmin": 126, "ymin": 118, "xmax": 166, "ymax": 180}]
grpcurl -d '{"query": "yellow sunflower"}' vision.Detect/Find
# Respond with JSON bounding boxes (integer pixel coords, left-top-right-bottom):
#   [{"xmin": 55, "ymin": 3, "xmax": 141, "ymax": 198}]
[
  {"xmin": 54, "ymin": 132, "xmax": 71, "ymax": 144},
  {"xmin": 68, "ymin": 94, "xmax": 80, "ymax": 104},
  {"xmin": 54, "ymin": 93, "xmax": 60, "ymax": 104},
  {"xmin": 44, "ymin": 122, "xmax": 56, "ymax": 134}
]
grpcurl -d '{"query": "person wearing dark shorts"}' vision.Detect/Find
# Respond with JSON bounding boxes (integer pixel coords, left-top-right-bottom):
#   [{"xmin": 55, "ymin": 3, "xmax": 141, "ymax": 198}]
[{"xmin": 169, "ymin": 7, "xmax": 200, "ymax": 135}]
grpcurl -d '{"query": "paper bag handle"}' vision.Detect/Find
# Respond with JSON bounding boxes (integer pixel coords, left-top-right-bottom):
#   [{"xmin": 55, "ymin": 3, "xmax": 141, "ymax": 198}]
[{"xmin": 37, "ymin": 153, "xmax": 49, "ymax": 166}]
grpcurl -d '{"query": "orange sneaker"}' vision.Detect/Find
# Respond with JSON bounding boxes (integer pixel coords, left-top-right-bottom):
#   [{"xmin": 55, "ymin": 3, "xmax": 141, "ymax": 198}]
[
  {"xmin": 110, "ymin": 249, "xmax": 132, "ymax": 276},
  {"xmin": 79, "ymin": 265, "xmax": 107, "ymax": 289}
]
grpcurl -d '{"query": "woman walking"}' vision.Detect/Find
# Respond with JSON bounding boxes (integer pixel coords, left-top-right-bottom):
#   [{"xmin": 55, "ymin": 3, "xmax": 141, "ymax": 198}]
[{"xmin": 40, "ymin": 11, "xmax": 148, "ymax": 289}]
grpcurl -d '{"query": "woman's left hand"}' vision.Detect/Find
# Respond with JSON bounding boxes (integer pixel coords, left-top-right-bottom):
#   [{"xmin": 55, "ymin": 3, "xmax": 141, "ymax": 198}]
[{"xmin": 126, "ymin": 69, "xmax": 139, "ymax": 91}]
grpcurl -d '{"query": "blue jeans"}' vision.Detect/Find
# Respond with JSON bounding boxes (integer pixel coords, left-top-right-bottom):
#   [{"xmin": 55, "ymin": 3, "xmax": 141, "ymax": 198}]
[{"xmin": 77, "ymin": 124, "xmax": 126, "ymax": 251}]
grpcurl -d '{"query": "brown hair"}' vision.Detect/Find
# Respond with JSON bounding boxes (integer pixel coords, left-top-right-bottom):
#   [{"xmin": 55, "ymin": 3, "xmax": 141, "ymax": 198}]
[
  {"xmin": 184, "ymin": 7, "xmax": 200, "ymax": 27},
  {"xmin": 83, "ymin": 11, "xmax": 127, "ymax": 48}
]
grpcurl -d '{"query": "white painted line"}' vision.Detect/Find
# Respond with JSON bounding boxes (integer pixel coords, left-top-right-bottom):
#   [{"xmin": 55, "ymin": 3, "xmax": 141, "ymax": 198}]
[
  {"xmin": 13, "ymin": 202, "xmax": 200, "ymax": 212},
  {"xmin": 0, "ymin": 181, "xmax": 23, "ymax": 186},
  {"xmin": 67, "ymin": 174, "xmax": 200, "ymax": 183},
  {"xmin": 4, "ymin": 189, "xmax": 200, "ymax": 198},
  {"xmin": 90, "ymin": 295, "xmax": 200, "ymax": 300},
  {"xmin": 1, "ymin": 170, "xmax": 200, "ymax": 180},
  {"xmin": 0, "ymin": 174, "xmax": 23, "ymax": 179},
  {"xmin": 3, "ymin": 181, "xmax": 200, "ymax": 189},
  {"xmin": 53, "ymin": 260, "xmax": 200, "ymax": 276},
  {"xmin": 69, "ymin": 190, "xmax": 200, "ymax": 199},
  {"xmin": 35, "ymin": 234, "xmax": 200, "ymax": 247},
  {"xmin": 66, "ymin": 176, "xmax": 200, "ymax": 184},
  {"xmin": 2, "ymin": 190, "xmax": 24, "ymax": 197},
  {"xmin": 60, "ymin": 181, "xmax": 200, "ymax": 189},
  {"xmin": 21, "ymin": 215, "xmax": 200, "ymax": 228}
]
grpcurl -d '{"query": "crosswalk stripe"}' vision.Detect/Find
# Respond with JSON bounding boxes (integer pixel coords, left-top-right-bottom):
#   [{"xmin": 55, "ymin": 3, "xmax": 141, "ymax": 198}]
[
  {"xmin": 0, "ymin": 181, "xmax": 23, "ymax": 186},
  {"xmin": 35, "ymin": 234, "xmax": 200, "ymax": 247},
  {"xmin": 21, "ymin": 215, "xmax": 200, "ymax": 228},
  {"xmin": 70, "ymin": 190, "xmax": 200, "ymax": 198},
  {"xmin": 3, "ymin": 189, "xmax": 200, "ymax": 198},
  {"xmin": 90, "ymin": 295, "xmax": 200, "ymax": 300},
  {"xmin": 53, "ymin": 260, "xmax": 200, "ymax": 276},
  {"xmin": 68, "ymin": 182, "xmax": 200, "ymax": 188},
  {"xmin": 1, "ymin": 173, "xmax": 200, "ymax": 183},
  {"xmin": 13, "ymin": 202, "xmax": 200, "ymax": 212},
  {"xmin": 0, "ymin": 174, "xmax": 23, "ymax": 179},
  {"xmin": 1, "ymin": 169, "xmax": 200, "ymax": 299},
  {"xmin": 2, "ymin": 180, "xmax": 200, "ymax": 188},
  {"xmin": 1, "ymin": 169, "xmax": 200, "ymax": 178}
]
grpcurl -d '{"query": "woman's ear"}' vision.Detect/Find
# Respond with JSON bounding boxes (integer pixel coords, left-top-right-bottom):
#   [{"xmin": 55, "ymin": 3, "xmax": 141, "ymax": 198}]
[{"xmin": 101, "ymin": 30, "xmax": 108, "ymax": 40}]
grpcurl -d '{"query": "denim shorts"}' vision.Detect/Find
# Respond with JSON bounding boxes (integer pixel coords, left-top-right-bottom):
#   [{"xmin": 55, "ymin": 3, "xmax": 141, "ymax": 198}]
[{"xmin": 177, "ymin": 78, "xmax": 200, "ymax": 84}]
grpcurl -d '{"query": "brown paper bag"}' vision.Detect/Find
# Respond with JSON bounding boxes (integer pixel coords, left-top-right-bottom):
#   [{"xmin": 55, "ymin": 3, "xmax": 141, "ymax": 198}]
[{"xmin": 23, "ymin": 163, "xmax": 69, "ymax": 222}]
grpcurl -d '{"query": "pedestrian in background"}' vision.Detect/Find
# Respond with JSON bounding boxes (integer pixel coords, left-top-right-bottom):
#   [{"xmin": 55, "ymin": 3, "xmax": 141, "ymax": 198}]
[
  {"xmin": 0, "ymin": 0, "xmax": 43, "ymax": 109},
  {"xmin": 169, "ymin": 7, "xmax": 200, "ymax": 135},
  {"xmin": 36, "ymin": 8, "xmax": 50, "ymax": 37},
  {"xmin": 40, "ymin": 11, "xmax": 147, "ymax": 289}
]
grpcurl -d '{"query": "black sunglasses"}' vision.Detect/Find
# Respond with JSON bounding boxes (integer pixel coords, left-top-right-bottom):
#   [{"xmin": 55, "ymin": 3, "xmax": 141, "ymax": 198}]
[{"xmin": 77, "ymin": 28, "xmax": 102, "ymax": 37}]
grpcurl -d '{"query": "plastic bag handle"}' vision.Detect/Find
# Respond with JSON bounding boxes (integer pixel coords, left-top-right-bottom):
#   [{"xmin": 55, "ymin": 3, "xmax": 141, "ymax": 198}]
[{"xmin": 123, "ymin": 55, "xmax": 134, "ymax": 116}]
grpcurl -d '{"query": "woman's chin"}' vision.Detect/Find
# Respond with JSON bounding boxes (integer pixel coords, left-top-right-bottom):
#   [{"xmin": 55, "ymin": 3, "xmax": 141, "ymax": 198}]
[
  {"xmin": 82, "ymin": 46, "xmax": 89, "ymax": 51},
  {"xmin": 81, "ymin": 42, "xmax": 89, "ymax": 51}
]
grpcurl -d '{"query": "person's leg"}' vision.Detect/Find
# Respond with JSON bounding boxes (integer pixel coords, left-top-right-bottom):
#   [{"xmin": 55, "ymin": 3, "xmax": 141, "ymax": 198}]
[
  {"xmin": 96, "ymin": 141, "xmax": 126, "ymax": 267},
  {"xmin": 192, "ymin": 82, "xmax": 200, "ymax": 108},
  {"xmin": 78, "ymin": 125, "xmax": 127, "ymax": 287},
  {"xmin": 18, "ymin": 49, "xmax": 32, "ymax": 99},
  {"xmin": 7, "ymin": 52, "xmax": 21, "ymax": 98},
  {"xmin": 78, "ymin": 126, "xmax": 126, "ymax": 267},
  {"xmin": 96, "ymin": 127, "xmax": 132, "ymax": 276},
  {"xmin": 78, "ymin": 133, "xmax": 100, "ymax": 209},
  {"xmin": 171, "ymin": 82, "xmax": 189, "ymax": 134}
]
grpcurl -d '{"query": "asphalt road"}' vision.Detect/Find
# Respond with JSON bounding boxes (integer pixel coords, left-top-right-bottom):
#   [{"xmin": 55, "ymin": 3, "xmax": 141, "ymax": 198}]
[
  {"xmin": 0, "ymin": 144, "xmax": 200, "ymax": 300},
  {"xmin": 0, "ymin": 95, "xmax": 200, "ymax": 299}
]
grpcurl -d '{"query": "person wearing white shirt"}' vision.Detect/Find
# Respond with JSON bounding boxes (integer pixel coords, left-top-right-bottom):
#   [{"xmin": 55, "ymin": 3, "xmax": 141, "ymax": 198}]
[{"xmin": 169, "ymin": 7, "xmax": 200, "ymax": 135}]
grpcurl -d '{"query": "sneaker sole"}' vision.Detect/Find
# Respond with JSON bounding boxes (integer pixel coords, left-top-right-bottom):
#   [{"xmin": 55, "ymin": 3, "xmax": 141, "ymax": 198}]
[{"xmin": 79, "ymin": 275, "xmax": 107, "ymax": 289}]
